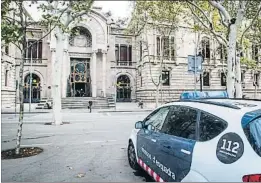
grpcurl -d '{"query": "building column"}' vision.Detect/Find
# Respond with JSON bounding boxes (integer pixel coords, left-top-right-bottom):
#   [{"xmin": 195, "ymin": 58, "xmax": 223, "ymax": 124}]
[
  {"xmin": 102, "ymin": 51, "xmax": 107, "ymax": 97},
  {"xmin": 92, "ymin": 50, "xmax": 97, "ymax": 97}
]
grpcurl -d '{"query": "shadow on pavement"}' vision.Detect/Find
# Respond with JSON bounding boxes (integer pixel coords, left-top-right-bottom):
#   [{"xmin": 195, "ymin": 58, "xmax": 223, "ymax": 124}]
[{"xmin": 133, "ymin": 170, "xmax": 154, "ymax": 182}]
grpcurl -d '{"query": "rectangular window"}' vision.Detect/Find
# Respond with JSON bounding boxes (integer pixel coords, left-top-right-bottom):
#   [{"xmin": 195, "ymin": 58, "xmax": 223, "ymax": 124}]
[
  {"xmin": 221, "ymin": 73, "xmax": 226, "ymax": 86},
  {"xmin": 220, "ymin": 44, "xmax": 227, "ymax": 62},
  {"xmin": 203, "ymin": 72, "xmax": 210, "ymax": 86},
  {"xmin": 116, "ymin": 44, "xmax": 132, "ymax": 65},
  {"xmin": 253, "ymin": 74, "xmax": 259, "ymax": 87},
  {"xmin": 128, "ymin": 45, "xmax": 132, "ymax": 65},
  {"xmin": 241, "ymin": 72, "xmax": 244, "ymax": 83},
  {"xmin": 115, "ymin": 45, "xmax": 119, "ymax": 63},
  {"xmin": 26, "ymin": 40, "xmax": 42, "ymax": 59},
  {"xmin": 157, "ymin": 36, "xmax": 160, "ymax": 56},
  {"xmin": 32, "ymin": 42, "xmax": 38, "ymax": 58},
  {"xmin": 163, "ymin": 36, "xmax": 169, "ymax": 58},
  {"xmin": 140, "ymin": 75, "xmax": 143, "ymax": 87},
  {"xmin": 5, "ymin": 45, "xmax": 9, "ymax": 55},
  {"xmin": 156, "ymin": 36, "xmax": 175, "ymax": 60},
  {"xmin": 38, "ymin": 41, "xmax": 42, "ymax": 59},
  {"xmin": 162, "ymin": 71, "xmax": 170, "ymax": 86},
  {"xmin": 5, "ymin": 70, "xmax": 9, "ymax": 86},
  {"xmin": 252, "ymin": 45, "xmax": 259, "ymax": 62},
  {"xmin": 120, "ymin": 45, "xmax": 127, "ymax": 61},
  {"xmin": 171, "ymin": 37, "xmax": 175, "ymax": 60},
  {"xmin": 140, "ymin": 41, "xmax": 142, "ymax": 61}
]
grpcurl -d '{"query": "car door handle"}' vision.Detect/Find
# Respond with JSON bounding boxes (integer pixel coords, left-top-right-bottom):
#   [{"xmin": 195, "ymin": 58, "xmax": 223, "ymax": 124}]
[
  {"xmin": 181, "ymin": 149, "xmax": 191, "ymax": 155},
  {"xmin": 163, "ymin": 145, "xmax": 171, "ymax": 149},
  {"xmin": 151, "ymin": 139, "xmax": 157, "ymax": 143}
]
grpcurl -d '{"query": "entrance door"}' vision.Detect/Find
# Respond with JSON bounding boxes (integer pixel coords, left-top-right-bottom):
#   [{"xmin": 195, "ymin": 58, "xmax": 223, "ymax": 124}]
[
  {"xmin": 23, "ymin": 73, "xmax": 41, "ymax": 103},
  {"xmin": 69, "ymin": 58, "xmax": 91, "ymax": 97},
  {"xmin": 116, "ymin": 75, "xmax": 131, "ymax": 102}
]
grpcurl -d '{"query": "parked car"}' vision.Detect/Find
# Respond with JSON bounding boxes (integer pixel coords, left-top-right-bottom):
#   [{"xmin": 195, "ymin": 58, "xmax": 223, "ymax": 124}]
[{"xmin": 127, "ymin": 91, "xmax": 261, "ymax": 182}]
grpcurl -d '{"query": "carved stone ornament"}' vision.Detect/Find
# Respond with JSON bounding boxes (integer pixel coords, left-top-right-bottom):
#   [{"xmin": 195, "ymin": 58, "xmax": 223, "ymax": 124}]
[
  {"xmin": 74, "ymin": 35, "xmax": 87, "ymax": 47},
  {"xmin": 69, "ymin": 52, "xmax": 92, "ymax": 58}
]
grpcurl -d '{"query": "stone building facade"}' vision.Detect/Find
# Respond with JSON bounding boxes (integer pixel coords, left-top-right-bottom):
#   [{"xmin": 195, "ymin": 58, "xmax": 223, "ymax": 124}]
[
  {"xmin": 1, "ymin": 7, "xmax": 260, "ymax": 109},
  {"xmin": 1, "ymin": 43, "xmax": 17, "ymax": 109},
  {"xmin": 136, "ymin": 26, "xmax": 261, "ymax": 102}
]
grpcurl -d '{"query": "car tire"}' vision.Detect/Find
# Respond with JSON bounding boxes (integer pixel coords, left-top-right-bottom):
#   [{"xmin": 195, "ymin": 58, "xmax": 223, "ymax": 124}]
[{"xmin": 128, "ymin": 141, "xmax": 141, "ymax": 171}]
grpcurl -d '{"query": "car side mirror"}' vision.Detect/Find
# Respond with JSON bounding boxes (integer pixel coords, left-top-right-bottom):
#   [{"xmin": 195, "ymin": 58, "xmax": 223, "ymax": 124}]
[{"xmin": 135, "ymin": 121, "xmax": 143, "ymax": 129}]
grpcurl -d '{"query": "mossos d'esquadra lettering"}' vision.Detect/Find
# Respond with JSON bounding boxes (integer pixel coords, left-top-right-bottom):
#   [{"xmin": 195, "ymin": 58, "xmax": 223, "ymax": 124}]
[
  {"xmin": 141, "ymin": 147, "xmax": 176, "ymax": 180},
  {"xmin": 141, "ymin": 147, "xmax": 152, "ymax": 159},
  {"xmin": 155, "ymin": 159, "xmax": 176, "ymax": 180}
]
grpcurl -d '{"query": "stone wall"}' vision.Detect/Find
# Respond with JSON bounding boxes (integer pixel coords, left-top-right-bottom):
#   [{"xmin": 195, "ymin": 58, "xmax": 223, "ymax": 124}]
[
  {"xmin": 136, "ymin": 60, "xmax": 261, "ymax": 103},
  {"xmin": 1, "ymin": 44, "xmax": 17, "ymax": 109}
]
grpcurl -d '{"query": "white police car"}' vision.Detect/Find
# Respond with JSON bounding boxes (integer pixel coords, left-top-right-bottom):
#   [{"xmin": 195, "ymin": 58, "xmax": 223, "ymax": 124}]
[{"xmin": 127, "ymin": 91, "xmax": 261, "ymax": 182}]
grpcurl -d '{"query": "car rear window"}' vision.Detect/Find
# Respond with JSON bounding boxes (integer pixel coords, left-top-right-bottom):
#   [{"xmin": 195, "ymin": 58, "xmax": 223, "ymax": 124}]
[{"xmin": 243, "ymin": 117, "xmax": 261, "ymax": 157}]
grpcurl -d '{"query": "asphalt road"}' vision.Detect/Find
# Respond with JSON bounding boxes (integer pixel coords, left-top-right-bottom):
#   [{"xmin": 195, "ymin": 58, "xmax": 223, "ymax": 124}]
[{"xmin": 1, "ymin": 112, "xmax": 154, "ymax": 182}]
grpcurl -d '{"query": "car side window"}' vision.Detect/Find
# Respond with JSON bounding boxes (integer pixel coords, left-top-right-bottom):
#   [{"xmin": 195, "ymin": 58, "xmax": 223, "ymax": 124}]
[
  {"xmin": 161, "ymin": 106, "xmax": 198, "ymax": 140},
  {"xmin": 199, "ymin": 112, "xmax": 228, "ymax": 141},
  {"xmin": 144, "ymin": 106, "xmax": 170, "ymax": 131}
]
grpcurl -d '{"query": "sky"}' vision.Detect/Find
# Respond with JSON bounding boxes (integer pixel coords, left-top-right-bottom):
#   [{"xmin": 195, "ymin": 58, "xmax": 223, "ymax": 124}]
[{"xmin": 24, "ymin": 1, "xmax": 133, "ymax": 21}]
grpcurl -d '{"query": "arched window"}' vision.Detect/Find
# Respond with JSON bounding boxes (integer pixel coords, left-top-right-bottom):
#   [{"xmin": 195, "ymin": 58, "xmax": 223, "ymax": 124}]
[
  {"xmin": 69, "ymin": 27, "xmax": 92, "ymax": 47},
  {"xmin": 200, "ymin": 37, "xmax": 210, "ymax": 59}
]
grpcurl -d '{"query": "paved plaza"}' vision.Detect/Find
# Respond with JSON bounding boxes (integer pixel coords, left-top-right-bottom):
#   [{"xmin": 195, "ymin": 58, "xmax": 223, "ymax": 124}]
[{"xmin": 1, "ymin": 111, "xmax": 153, "ymax": 182}]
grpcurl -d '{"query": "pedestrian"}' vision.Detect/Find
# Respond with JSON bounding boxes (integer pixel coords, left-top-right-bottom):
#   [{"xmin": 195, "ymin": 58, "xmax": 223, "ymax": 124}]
[
  {"xmin": 138, "ymin": 100, "xmax": 143, "ymax": 109},
  {"xmin": 88, "ymin": 101, "xmax": 93, "ymax": 113}
]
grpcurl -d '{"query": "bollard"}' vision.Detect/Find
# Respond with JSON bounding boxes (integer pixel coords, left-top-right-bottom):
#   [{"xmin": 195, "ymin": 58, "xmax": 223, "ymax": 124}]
[{"xmin": 88, "ymin": 101, "xmax": 93, "ymax": 113}]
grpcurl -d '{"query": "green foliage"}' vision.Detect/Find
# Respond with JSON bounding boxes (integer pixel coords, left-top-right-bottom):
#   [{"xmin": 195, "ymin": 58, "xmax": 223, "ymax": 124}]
[
  {"xmin": 127, "ymin": 1, "xmax": 185, "ymax": 35},
  {"xmin": 1, "ymin": 1, "xmax": 22, "ymax": 46},
  {"xmin": 1, "ymin": 0, "xmax": 94, "ymax": 50},
  {"xmin": 240, "ymin": 57, "xmax": 258, "ymax": 69},
  {"xmin": 38, "ymin": 0, "xmax": 94, "ymax": 34}
]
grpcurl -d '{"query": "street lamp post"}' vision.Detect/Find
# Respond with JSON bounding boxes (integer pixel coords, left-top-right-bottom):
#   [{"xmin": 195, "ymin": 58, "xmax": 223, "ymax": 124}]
[{"xmin": 29, "ymin": 43, "xmax": 33, "ymax": 112}]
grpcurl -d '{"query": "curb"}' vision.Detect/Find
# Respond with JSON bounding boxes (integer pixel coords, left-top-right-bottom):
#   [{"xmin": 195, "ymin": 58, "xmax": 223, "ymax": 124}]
[
  {"xmin": 98, "ymin": 110, "xmax": 153, "ymax": 113},
  {"xmin": 1, "ymin": 111, "xmax": 50, "ymax": 114}
]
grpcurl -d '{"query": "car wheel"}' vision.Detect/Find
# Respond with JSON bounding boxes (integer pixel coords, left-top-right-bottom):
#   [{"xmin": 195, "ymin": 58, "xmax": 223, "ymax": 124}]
[{"xmin": 128, "ymin": 141, "xmax": 140, "ymax": 171}]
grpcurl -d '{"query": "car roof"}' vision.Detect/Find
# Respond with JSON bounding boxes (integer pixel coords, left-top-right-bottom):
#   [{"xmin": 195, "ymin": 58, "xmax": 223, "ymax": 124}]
[{"xmin": 161, "ymin": 99, "xmax": 261, "ymax": 129}]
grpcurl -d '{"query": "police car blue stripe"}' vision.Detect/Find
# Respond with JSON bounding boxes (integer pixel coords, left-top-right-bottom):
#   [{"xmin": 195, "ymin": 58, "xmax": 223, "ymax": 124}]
[
  {"xmin": 180, "ymin": 91, "xmax": 228, "ymax": 100},
  {"xmin": 241, "ymin": 109, "xmax": 261, "ymax": 128}
]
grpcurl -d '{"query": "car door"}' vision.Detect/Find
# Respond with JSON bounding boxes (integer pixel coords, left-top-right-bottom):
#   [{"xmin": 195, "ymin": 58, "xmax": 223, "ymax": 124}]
[
  {"xmin": 155, "ymin": 105, "xmax": 199, "ymax": 182},
  {"xmin": 136, "ymin": 106, "xmax": 171, "ymax": 172}
]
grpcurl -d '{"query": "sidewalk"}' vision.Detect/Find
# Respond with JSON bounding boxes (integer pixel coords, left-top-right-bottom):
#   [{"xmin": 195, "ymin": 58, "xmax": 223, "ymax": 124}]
[
  {"xmin": 1, "ymin": 104, "xmax": 50, "ymax": 114},
  {"xmin": 1, "ymin": 102, "xmax": 156, "ymax": 114},
  {"xmin": 97, "ymin": 102, "xmax": 156, "ymax": 113}
]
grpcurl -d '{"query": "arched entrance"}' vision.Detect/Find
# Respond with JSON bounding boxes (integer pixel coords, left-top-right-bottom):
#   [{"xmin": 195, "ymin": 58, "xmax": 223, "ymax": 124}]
[
  {"xmin": 116, "ymin": 75, "xmax": 131, "ymax": 102},
  {"xmin": 67, "ymin": 26, "xmax": 92, "ymax": 97},
  {"xmin": 23, "ymin": 73, "xmax": 41, "ymax": 103},
  {"xmin": 68, "ymin": 58, "xmax": 91, "ymax": 97}
]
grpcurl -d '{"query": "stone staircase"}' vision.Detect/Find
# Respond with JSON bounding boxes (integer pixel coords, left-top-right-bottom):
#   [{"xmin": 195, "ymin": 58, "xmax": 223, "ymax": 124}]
[
  {"xmin": 62, "ymin": 97, "xmax": 115, "ymax": 109},
  {"xmin": 36, "ymin": 96, "xmax": 116, "ymax": 109},
  {"xmin": 35, "ymin": 98, "xmax": 53, "ymax": 109}
]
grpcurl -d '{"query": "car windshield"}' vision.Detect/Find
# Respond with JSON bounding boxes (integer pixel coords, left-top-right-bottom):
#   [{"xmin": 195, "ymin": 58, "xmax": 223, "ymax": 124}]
[{"xmin": 243, "ymin": 117, "xmax": 261, "ymax": 157}]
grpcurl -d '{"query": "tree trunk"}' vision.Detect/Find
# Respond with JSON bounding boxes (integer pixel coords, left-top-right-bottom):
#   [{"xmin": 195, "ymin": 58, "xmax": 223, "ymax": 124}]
[
  {"xmin": 226, "ymin": 23, "xmax": 237, "ymax": 98},
  {"xmin": 235, "ymin": 50, "xmax": 242, "ymax": 98},
  {"xmin": 52, "ymin": 29, "xmax": 64, "ymax": 125},
  {"xmin": 155, "ymin": 85, "xmax": 160, "ymax": 108},
  {"xmin": 15, "ymin": 14, "xmax": 26, "ymax": 155}
]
